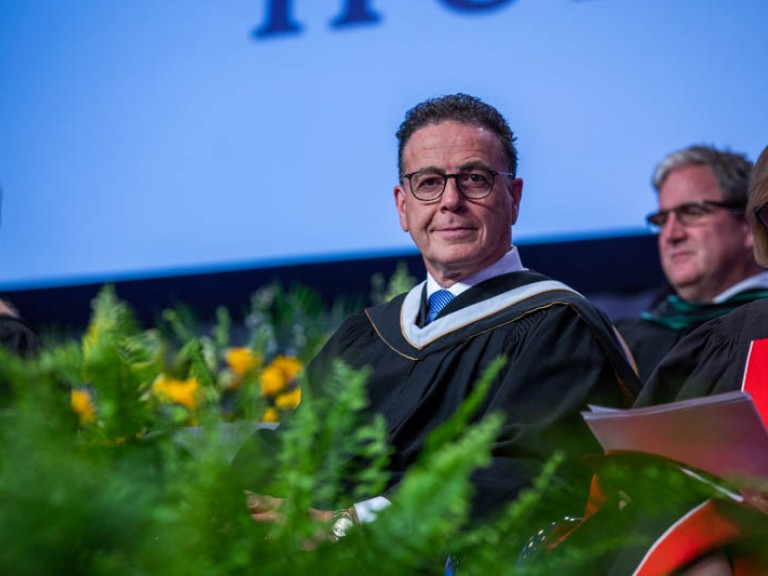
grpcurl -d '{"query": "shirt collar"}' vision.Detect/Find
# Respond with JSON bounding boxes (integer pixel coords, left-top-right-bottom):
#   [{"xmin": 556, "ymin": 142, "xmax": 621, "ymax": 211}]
[
  {"xmin": 426, "ymin": 246, "xmax": 526, "ymax": 298},
  {"xmin": 713, "ymin": 270, "xmax": 768, "ymax": 303}
]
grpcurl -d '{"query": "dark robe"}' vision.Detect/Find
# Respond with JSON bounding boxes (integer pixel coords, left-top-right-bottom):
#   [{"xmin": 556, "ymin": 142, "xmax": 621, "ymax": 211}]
[
  {"xmin": 0, "ymin": 314, "xmax": 38, "ymax": 357},
  {"xmin": 308, "ymin": 270, "xmax": 641, "ymax": 520},
  {"xmin": 616, "ymin": 288, "xmax": 768, "ymax": 383},
  {"xmin": 580, "ymin": 299, "xmax": 768, "ymax": 574},
  {"xmin": 636, "ymin": 298, "xmax": 768, "ymax": 407}
]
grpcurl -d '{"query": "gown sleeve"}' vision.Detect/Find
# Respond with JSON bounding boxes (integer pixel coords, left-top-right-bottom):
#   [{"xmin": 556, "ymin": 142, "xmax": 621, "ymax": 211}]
[
  {"xmin": 635, "ymin": 306, "xmax": 752, "ymax": 407},
  {"xmin": 464, "ymin": 305, "xmax": 635, "ymax": 518}
]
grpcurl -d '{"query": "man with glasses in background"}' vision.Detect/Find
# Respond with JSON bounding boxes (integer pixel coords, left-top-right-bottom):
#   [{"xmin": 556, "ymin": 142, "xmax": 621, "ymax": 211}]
[
  {"xmin": 616, "ymin": 145, "xmax": 768, "ymax": 382},
  {"xmin": 261, "ymin": 93, "xmax": 641, "ymax": 534}
]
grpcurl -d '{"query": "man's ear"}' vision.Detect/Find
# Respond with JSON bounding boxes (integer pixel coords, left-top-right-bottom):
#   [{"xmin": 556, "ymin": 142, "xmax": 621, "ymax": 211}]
[
  {"xmin": 510, "ymin": 178, "xmax": 523, "ymax": 225},
  {"xmin": 744, "ymin": 219, "xmax": 756, "ymax": 251},
  {"xmin": 394, "ymin": 185, "xmax": 409, "ymax": 232}
]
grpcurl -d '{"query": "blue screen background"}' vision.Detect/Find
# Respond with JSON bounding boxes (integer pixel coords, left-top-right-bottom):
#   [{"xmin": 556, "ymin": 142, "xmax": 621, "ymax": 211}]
[{"xmin": 1, "ymin": 0, "xmax": 766, "ymax": 289}]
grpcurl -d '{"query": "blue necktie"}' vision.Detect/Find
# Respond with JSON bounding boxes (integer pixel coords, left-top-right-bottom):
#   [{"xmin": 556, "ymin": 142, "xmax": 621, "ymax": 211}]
[{"xmin": 427, "ymin": 289, "xmax": 455, "ymax": 323}]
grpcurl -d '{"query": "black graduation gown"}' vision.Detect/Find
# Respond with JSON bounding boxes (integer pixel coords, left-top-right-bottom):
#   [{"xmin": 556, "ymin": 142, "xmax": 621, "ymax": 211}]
[
  {"xmin": 0, "ymin": 314, "xmax": 38, "ymax": 357},
  {"xmin": 636, "ymin": 299, "xmax": 768, "ymax": 407},
  {"xmin": 581, "ymin": 301, "xmax": 768, "ymax": 574},
  {"xmin": 615, "ymin": 316, "xmax": 688, "ymax": 384},
  {"xmin": 616, "ymin": 288, "xmax": 768, "ymax": 384},
  {"xmin": 308, "ymin": 270, "xmax": 640, "ymax": 520}
]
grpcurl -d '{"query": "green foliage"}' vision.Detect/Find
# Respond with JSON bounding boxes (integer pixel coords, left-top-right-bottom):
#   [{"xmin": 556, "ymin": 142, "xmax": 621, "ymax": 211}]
[
  {"xmin": 365, "ymin": 413, "xmax": 504, "ymax": 572},
  {"xmin": 270, "ymin": 361, "xmax": 390, "ymax": 509},
  {"xmin": 0, "ymin": 281, "xmax": 757, "ymax": 574},
  {"xmin": 370, "ymin": 261, "xmax": 418, "ymax": 304},
  {"xmin": 245, "ymin": 282, "xmax": 360, "ymax": 362},
  {"xmin": 81, "ymin": 286, "xmax": 160, "ymax": 439}
]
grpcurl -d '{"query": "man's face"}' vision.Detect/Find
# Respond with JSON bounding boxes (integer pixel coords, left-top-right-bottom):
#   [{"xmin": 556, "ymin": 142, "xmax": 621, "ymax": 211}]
[
  {"xmin": 394, "ymin": 121, "xmax": 523, "ymax": 286},
  {"xmin": 657, "ymin": 164, "xmax": 754, "ymax": 303}
]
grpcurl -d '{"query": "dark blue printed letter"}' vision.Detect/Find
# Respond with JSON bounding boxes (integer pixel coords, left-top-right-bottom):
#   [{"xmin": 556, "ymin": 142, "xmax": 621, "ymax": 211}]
[
  {"xmin": 253, "ymin": 0, "xmax": 302, "ymax": 38},
  {"xmin": 330, "ymin": 0, "xmax": 382, "ymax": 29},
  {"xmin": 439, "ymin": 0, "xmax": 515, "ymax": 12}
]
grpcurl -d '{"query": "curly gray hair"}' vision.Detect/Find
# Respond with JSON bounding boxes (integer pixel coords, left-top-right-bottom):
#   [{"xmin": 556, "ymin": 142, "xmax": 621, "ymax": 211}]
[{"xmin": 652, "ymin": 145, "xmax": 753, "ymax": 206}]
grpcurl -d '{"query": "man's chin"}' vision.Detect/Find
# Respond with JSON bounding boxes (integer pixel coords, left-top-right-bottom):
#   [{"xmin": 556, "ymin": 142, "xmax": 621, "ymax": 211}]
[
  {"xmin": 668, "ymin": 276, "xmax": 703, "ymax": 298},
  {"xmin": 664, "ymin": 263, "xmax": 699, "ymax": 285}
]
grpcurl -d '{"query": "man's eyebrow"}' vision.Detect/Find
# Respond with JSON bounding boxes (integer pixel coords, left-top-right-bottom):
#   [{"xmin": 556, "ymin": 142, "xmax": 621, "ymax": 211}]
[
  {"xmin": 410, "ymin": 162, "xmax": 492, "ymax": 173},
  {"xmin": 457, "ymin": 161, "xmax": 492, "ymax": 171}
]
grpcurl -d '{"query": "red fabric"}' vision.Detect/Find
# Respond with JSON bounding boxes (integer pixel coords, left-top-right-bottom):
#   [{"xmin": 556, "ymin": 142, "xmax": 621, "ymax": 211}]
[
  {"xmin": 632, "ymin": 338, "xmax": 768, "ymax": 574},
  {"xmin": 742, "ymin": 338, "xmax": 768, "ymax": 428},
  {"xmin": 732, "ymin": 554, "xmax": 768, "ymax": 576},
  {"xmin": 550, "ymin": 348, "xmax": 768, "ymax": 574},
  {"xmin": 633, "ymin": 499, "xmax": 742, "ymax": 576}
]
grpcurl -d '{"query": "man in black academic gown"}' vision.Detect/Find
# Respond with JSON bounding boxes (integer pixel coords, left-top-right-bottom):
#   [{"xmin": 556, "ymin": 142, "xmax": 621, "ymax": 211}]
[
  {"xmin": 291, "ymin": 93, "xmax": 641, "ymax": 532},
  {"xmin": 616, "ymin": 145, "xmax": 768, "ymax": 382},
  {"xmin": 637, "ymin": 145, "xmax": 768, "ymax": 406}
]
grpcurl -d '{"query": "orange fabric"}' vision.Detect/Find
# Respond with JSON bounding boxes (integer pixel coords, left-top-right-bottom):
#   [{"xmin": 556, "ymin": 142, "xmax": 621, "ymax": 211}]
[{"xmin": 582, "ymin": 473, "xmax": 607, "ymax": 520}]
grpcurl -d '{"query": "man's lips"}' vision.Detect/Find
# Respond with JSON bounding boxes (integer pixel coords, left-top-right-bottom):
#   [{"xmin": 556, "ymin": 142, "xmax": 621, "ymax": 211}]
[
  {"xmin": 667, "ymin": 249, "xmax": 694, "ymax": 261},
  {"xmin": 433, "ymin": 226, "xmax": 476, "ymax": 238}
]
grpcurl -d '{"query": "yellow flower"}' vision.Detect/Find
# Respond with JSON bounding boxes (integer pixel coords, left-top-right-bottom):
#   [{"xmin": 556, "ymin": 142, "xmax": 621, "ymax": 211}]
[
  {"xmin": 259, "ymin": 355, "xmax": 303, "ymax": 397},
  {"xmin": 225, "ymin": 347, "xmax": 262, "ymax": 377},
  {"xmin": 259, "ymin": 365, "xmax": 286, "ymax": 397},
  {"xmin": 275, "ymin": 387, "xmax": 301, "ymax": 410},
  {"xmin": 71, "ymin": 389, "xmax": 96, "ymax": 424},
  {"xmin": 261, "ymin": 407, "xmax": 279, "ymax": 423},
  {"xmin": 152, "ymin": 374, "xmax": 200, "ymax": 411},
  {"xmin": 271, "ymin": 356, "xmax": 302, "ymax": 380}
]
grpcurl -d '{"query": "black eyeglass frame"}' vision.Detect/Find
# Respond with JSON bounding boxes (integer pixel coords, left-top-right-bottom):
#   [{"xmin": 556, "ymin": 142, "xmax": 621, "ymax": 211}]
[
  {"xmin": 645, "ymin": 200, "xmax": 745, "ymax": 230},
  {"xmin": 754, "ymin": 203, "xmax": 768, "ymax": 231},
  {"xmin": 402, "ymin": 168, "xmax": 515, "ymax": 202}
]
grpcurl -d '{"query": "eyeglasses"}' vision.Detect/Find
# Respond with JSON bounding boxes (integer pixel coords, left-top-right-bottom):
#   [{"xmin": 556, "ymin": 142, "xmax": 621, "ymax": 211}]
[
  {"xmin": 402, "ymin": 168, "xmax": 513, "ymax": 202},
  {"xmin": 754, "ymin": 203, "xmax": 768, "ymax": 231},
  {"xmin": 645, "ymin": 200, "xmax": 744, "ymax": 232}
]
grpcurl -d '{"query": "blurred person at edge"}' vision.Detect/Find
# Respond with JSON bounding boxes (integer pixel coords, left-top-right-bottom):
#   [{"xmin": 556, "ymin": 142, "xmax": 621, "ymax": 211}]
[
  {"xmin": 0, "ymin": 299, "xmax": 37, "ymax": 356},
  {"xmin": 0, "ymin": 185, "xmax": 38, "ymax": 357},
  {"xmin": 545, "ymin": 146, "xmax": 768, "ymax": 576},
  {"xmin": 612, "ymin": 146, "xmax": 768, "ymax": 576},
  {"xmin": 616, "ymin": 145, "xmax": 767, "ymax": 382}
]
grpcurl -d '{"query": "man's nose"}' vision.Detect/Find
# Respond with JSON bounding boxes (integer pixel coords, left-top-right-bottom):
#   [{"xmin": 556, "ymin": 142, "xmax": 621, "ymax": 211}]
[
  {"xmin": 661, "ymin": 211, "xmax": 686, "ymax": 240},
  {"xmin": 440, "ymin": 177, "xmax": 464, "ymax": 207}
]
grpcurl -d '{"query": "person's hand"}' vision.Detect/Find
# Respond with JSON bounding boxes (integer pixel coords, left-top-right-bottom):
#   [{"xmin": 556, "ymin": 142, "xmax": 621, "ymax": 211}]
[
  {"xmin": 245, "ymin": 491, "xmax": 358, "ymax": 548},
  {"xmin": 245, "ymin": 491, "xmax": 334, "ymax": 523},
  {"xmin": 246, "ymin": 492, "xmax": 286, "ymax": 522}
]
